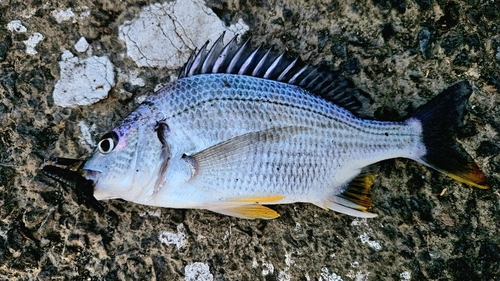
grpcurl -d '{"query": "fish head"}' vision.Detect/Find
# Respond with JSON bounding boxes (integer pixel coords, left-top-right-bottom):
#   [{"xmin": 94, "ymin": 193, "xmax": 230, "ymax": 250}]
[{"xmin": 83, "ymin": 112, "xmax": 165, "ymax": 202}]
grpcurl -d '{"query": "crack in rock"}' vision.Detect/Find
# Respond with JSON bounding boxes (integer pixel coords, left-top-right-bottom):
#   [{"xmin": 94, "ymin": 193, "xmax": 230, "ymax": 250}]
[{"xmin": 118, "ymin": 0, "xmax": 249, "ymax": 69}]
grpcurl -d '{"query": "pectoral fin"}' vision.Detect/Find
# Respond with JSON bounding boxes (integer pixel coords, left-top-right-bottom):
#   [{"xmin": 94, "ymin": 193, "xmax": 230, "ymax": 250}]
[
  {"xmin": 153, "ymin": 121, "xmax": 171, "ymax": 197},
  {"xmin": 185, "ymin": 126, "xmax": 308, "ymax": 178},
  {"xmin": 208, "ymin": 204, "xmax": 280, "ymax": 219}
]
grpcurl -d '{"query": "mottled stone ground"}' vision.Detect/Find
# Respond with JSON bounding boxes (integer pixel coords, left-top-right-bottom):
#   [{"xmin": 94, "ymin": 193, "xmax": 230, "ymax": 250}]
[{"xmin": 1, "ymin": 0, "xmax": 499, "ymax": 280}]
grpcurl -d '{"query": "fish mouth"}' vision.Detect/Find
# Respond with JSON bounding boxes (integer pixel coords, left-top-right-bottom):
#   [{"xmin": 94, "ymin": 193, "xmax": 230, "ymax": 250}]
[{"xmin": 83, "ymin": 169, "xmax": 100, "ymax": 185}]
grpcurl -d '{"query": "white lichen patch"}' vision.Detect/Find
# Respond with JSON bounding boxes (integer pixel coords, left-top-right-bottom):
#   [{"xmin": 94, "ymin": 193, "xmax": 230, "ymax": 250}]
[
  {"xmin": 23, "ymin": 33, "xmax": 44, "ymax": 55},
  {"xmin": 351, "ymin": 218, "xmax": 369, "ymax": 227},
  {"xmin": 77, "ymin": 121, "xmax": 96, "ymax": 153},
  {"xmin": 400, "ymin": 271, "xmax": 411, "ymax": 280},
  {"xmin": 7, "ymin": 20, "xmax": 27, "ymax": 33},
  {"xmin": 252, "ymin": 257, "xmax": 258, "ymax": 268},
  {"xmin": 278, "ymin": 252, "xmax": 296, "ymax": 281},
  {"xmin": 51, "ymin": 6, "xmax": 90, "ymax": 23},
  {"xmin": 52, "ymin": 8, "xmax": 75, "ymax": 23},
  {"xmin": 118, "ymin": 0, "xmax": 249, "ymax": 68},
  {"xmin": 319, "ymin": 267, "xmax": 344, "ymax": 281},
  {"xmin": 138, "ymin": 209, "xmax": 161, "ymax": 217},
  {"xmin": 158, "ymin": 223, "xmax": 187, "ymax": 250},
  {"xmin": 259, "ymin": 257, "xmax": 275, "ymax": 276},
  {"xmin": 285, "ymin": 253, "xmax": 295, "ymax": 267},
  {"xmin": 358, "ymin": 233, "xmax": 382, "ymax": 250},
  {"xmin": 53, "ymin": 50, "xmax": 115, "ymax": 107},
  {"xmin": 295, "ymin": 222, "xmax": 302, "ymax": 231},
  {"xmin": 117, "ymin": 69, "xmax": 145, "ymax": 87},
  {"xmin": 278, "ymin": 270, "xmax": 291, "ymax": 281},
  {"xmin": 184, "ymin": 262, "xmax": 213, "ymax": 281},
  {"xmin": 74, "ymin": 37, "xmax": 89, "ymax": 53},
  {"xmin": 351, "ymin": 218, "xmax": 382, "ymax": 250},
  {"xmin": 346, "ymin": 262, "xmax": 371, "ymax": 281}
]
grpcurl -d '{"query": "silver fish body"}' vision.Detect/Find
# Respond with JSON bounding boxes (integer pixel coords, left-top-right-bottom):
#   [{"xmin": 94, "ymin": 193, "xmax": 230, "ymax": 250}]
[{"xmin": 82, "ymin": 35, "xmax": 488, "ymax": 218}]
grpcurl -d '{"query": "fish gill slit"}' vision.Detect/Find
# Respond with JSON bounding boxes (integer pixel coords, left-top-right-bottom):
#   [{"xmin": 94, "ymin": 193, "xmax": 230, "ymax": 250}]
[{"xmin": 152, "ymin": 121, "xmax": 172, "ymax": 199}]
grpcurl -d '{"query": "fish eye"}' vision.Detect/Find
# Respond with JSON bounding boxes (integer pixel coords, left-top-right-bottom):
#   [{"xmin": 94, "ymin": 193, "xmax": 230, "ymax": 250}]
[{"xmin": 98, "ymin": 132, "xmax": 119, "ymax": 154}]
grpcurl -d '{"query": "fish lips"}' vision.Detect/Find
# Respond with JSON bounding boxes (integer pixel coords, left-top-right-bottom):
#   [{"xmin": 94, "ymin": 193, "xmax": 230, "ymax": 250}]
[
  {"xmin": 83, "ymin": 169, "xmax": 100, "ymax": 185},
  {"xmin": 78, "ymin": 170, "xmax": 104, "ymax": 213}
]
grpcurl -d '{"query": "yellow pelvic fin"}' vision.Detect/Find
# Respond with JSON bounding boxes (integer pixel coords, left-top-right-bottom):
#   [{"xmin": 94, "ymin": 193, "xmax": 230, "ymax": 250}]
[
  {"xmin": 229, "ymin": 195, "xmax": 285, "ymax": 203},
  {"xmin": 208, "ymin": 204, "xmax": 280, "ymax": 219}
]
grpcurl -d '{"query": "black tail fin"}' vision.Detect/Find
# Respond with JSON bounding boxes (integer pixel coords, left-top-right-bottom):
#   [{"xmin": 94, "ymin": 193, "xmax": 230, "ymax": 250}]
[{"xmin": 411, "ymin": 81, "xmax": 489, "ymax": 189}]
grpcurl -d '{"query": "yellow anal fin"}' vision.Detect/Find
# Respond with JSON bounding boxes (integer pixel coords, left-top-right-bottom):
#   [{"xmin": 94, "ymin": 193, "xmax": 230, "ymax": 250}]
[
  {"xmin": 208, "ymin": 205, "xmax": 280, "ymax": 219},
  {"xmin": 339, "ymin": 173, "xmax": 375, "ymax": 209},
  {"xmin": 229, "ymin": 195, "xmax": 285, "ymax": 203},
  {"xmin": 322, "ymin": 172, "xmax": 377, "ymax": 218}
]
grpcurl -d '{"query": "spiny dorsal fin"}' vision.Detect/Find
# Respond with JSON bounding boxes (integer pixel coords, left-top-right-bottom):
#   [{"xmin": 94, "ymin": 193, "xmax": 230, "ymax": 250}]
[{"xmin": 178, "ymin": 33, "xmax": 371, "ymax": 116}]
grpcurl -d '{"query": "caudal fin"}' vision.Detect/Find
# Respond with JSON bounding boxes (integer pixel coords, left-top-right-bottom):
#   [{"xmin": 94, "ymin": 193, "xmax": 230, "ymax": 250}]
[{"xmin": 411, "ymin": 81, "xmax": 489, "ymax": 189}]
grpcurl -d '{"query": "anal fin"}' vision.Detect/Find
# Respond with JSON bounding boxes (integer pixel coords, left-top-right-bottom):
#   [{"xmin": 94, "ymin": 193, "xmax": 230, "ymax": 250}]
[
  {"xmin": 324, "ymin": 172, "xmax": 377, "ymax": 218},
  {"xmin": 339, "ymin": 172, "xmax": 375, "ymax": 208},
  {"xmin": 208, "ymin": 204, "xmax": 280, "ymax": 219}
]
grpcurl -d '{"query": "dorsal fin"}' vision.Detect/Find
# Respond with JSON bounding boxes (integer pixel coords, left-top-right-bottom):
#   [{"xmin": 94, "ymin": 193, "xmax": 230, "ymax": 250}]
[{"xmin": 178, "ymin": 33, "xmax": 372, "ymax": 116}]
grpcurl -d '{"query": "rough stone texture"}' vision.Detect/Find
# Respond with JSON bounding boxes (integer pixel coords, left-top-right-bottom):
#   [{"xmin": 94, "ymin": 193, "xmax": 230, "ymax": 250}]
[{"xmin": 0, "ymin": 0, "xmax": 499, "ymax": 280}]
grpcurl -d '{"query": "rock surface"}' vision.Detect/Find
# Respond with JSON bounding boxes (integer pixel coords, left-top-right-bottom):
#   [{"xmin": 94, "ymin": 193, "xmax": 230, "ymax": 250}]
[{"xmin": 0, "ymin": 0, "xmax": 499, "ymax": 280}]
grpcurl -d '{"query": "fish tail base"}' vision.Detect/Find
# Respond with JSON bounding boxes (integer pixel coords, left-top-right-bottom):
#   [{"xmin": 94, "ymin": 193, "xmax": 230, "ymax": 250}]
[{"xmin": 411, "ymin": 81, "xmax": 489, "ymax": 189}]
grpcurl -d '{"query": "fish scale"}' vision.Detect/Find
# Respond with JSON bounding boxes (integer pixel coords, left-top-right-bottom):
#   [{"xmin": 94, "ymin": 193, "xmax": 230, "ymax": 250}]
[
  {"xmin": 156, "ymin": 75, "xmax": 410, "ymax": 149},
  {"xmin": 140, "ymin": 75, "xmax": 421, "ymax": 202},
  {"xmin": 75, "ymin": 35, "xmax": 489, "ymax": 218}
]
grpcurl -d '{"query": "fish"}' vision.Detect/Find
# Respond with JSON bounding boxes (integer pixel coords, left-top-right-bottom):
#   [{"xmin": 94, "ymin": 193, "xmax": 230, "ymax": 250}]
[{"xmin": 49, "ymin": 33, "xmax": 489, "ymax": 219}]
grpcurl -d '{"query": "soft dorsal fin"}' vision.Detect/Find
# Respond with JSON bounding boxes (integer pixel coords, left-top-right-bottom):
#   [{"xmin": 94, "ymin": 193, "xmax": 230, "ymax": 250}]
[{"xmin": 178, "ymin": 33, "xmax": 371, "ymax": 116}]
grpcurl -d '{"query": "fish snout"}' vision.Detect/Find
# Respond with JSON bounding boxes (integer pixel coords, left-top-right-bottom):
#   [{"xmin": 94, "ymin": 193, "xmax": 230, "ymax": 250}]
[{"xmin": 83, "ymin": 169, "xmax": 100, "ymax": 184}]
